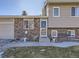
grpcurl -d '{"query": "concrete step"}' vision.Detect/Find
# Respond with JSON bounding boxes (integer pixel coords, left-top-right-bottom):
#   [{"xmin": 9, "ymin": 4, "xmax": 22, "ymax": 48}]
[{"xmin": 39, "ymin": 37, "xmax": 50, "ymax": 42}]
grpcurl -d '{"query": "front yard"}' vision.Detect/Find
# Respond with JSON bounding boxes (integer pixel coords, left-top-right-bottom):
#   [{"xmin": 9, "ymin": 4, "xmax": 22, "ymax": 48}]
[{"xmin": 2, "ymin": 46, "xmax": 79, "ymax": 58}]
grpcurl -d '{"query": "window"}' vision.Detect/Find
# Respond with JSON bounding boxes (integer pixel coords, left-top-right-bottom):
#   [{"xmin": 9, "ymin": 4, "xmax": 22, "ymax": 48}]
[
  {"xmin": 53, "ymin": 7, "xmax": 60, "ymax": 17},
  {"xmin": 71, "ymin": 7, "xmax": 79, "ymax": 16},
  {"xmin": 24, "ymin": 21, "xmax": 28, "ymax": 28},
  {"xmin": 75, "ymin": 7, "xmax": 79, "ymax": 16},
  {"xmin": 28, "ymin": 20, "xmax": 34, "ymax": 29},
  {"xmin": 51, "ymin": 30, "xmax": 58, "ymax": 37},
  {"xmin": 67, "ymin": 30, "xmax": 75, "ymax": 37},
  {"xmin": 24, "ymin": 19, "xmax": 34, "ymax": 29},
  {"xmin": 41, "ymin": 28, "xmax": 47, "ymax": 36},
  {"xmin": 41, "ymin": 21, "xmax": 46, "ymax": 28},
  {"xmin": 71, "ymin": 7, "xmax": 75, "ymax": 16}
]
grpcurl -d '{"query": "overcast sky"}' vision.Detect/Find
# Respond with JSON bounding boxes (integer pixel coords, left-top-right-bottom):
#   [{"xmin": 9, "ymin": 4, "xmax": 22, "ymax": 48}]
[{"xmin": 0, "ymin": 0, "xmax": 45, "ymax": 15}]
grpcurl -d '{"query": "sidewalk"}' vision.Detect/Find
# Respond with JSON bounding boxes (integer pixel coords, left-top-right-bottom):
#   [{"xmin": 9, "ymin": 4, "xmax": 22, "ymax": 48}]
[{"xmin": 3, "ymin": 41, "xmax": 79, "ymax": 49}]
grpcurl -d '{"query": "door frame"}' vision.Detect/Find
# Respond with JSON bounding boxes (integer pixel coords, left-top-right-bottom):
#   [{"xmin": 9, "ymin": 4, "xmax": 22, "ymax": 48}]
[{"xmin": 40, "ymin": 19, "xmax": 47, "ymax": 37}]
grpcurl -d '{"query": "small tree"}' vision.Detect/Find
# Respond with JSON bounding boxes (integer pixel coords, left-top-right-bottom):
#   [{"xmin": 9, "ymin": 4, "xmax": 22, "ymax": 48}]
[{"xmin": 22, "ymin": 10, "xmax": 27, "ymax": 16}]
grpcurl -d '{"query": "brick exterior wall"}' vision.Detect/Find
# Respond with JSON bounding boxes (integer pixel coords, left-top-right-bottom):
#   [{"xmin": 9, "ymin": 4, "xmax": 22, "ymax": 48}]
[
  {"xmin": 14, "ymin": 18, "xmax": 40, "ymax": 40},
  {"xmin": 14, "ymin": 18, "xmax": 24, "ymax": 39}
]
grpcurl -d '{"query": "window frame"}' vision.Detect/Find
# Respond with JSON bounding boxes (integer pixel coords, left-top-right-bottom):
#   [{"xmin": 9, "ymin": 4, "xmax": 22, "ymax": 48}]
[
  {"xmin": 71, "ymin": 7, "xmax": 76, "ymax": 16},
  {"xmin": 23, "ymin": 19, "xmax": 29, "ymax": 29},
  {"xmin": 28, "ymin": 19, "xmax": 34, "ymax": 29},
  {"xmin": 40, "ymin": 19, "xmax": 47, "ymax": 37},
  {"xmin": 41, "ymin": 20, "xmax": 47, "ymax": 28},
  {"xmin": 51, "ymin": 30, "xmax": 58, "ymax": 37},
  {"xmin": 53, "ymin": 7, "xmax": 60, "ymax": 17},
  {"xmin": 71, "ymin": 7, "xmax": 79, "ymax": 17},
  {"xmin": 67, "ymin": 30, "xmax": 75, "ymax": 37},
  {"xmin": 23, "ymin": 19, "xmax": 34, "ymax": 29},
  {"xmin": 75, "ymin": 7, "xmax": 79, "ymax": 16},
  {"xmin": 40, "ymin": 19, "xmax": 47, "ymax": 28}
]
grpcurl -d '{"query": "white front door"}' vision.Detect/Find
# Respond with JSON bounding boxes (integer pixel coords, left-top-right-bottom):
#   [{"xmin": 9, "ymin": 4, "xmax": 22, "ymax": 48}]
[{"xmin": 40, "ymin": 19, "xmax": 47, "ymax": 37}]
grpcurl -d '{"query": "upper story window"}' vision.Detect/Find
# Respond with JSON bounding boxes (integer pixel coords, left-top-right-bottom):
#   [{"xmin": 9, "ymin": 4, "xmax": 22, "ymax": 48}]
[
  {"xmin": 71, "ymin": 7, "xmax": 79, "ymax": 16},
  {"xmin": 23, "ymin": 19, "xmax": 34, "ymax": 29},
  {"xmin": 53, "ymin": 7, "xmax": 60, "ymax": 17}
]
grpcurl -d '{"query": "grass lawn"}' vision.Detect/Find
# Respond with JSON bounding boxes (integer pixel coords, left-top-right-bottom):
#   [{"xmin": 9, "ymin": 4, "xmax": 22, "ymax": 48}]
[{"xmin": 2, "ymin": 46, "xmax": 79, "ymax": 58}]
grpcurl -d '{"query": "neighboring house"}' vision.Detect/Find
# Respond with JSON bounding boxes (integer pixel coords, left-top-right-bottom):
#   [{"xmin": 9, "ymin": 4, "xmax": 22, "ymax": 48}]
[{"xmin": 0, "ymin": 0, "xmax": 79, "ymax": 42}]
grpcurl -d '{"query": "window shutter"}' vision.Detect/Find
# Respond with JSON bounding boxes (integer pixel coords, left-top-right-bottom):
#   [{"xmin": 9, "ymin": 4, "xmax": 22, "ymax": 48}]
[{"xmin": 71, "ymin": 7, "xmax": 75, "ymax": 16}]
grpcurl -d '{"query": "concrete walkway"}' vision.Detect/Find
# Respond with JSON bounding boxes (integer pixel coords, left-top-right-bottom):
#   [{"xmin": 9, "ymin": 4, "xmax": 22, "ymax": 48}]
[
  {"xmin": 3, "ymin": 41, "xmax": 79, "ymax": 49},
  {"xmin": 0, "ymin": 41, "xmax": 79, "ymax": 57}
]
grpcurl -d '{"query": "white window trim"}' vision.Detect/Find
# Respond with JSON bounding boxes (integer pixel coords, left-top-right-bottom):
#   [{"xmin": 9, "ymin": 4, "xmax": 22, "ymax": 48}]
[
  {"xmin": 40, "ymin": 19, "xmax": 47, "ymax": 28},
  {"xmin": 67, "ymin": 30, "xmax": 75, "ymax": 37},
  {"xmin": 40, "ymin": 20, "xmax": 47, "ymax": 28},
  {"xmin": 23, "ymin": 19, "xmax": 34, "ymax": 29},
  {"xmin": 51, "ymin": 30, "xmax": 58, "ymax": 37},
  {"xmin": 40, "ymin": 28, "xmax": 47, "ymax": 37},
  {"xmin": 53, "ymin": 7, "xmax": 60, "ymax": 17},
  {"xmin": 70, "ymin": 7, "xmax": 79, "ymax": 17}
]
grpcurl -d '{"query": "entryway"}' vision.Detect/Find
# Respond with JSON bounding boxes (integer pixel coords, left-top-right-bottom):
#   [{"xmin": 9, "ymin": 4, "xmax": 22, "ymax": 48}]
[{"xmin": 39, "ymin": 19, "xmax": 50, "ymax": 42}]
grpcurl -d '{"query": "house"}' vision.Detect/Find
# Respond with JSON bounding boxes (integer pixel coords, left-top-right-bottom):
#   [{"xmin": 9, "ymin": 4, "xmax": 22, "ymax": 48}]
[
  {"xmin": 42, "ymin": 0, "xmax": 79, "ymax": 42},
  {"xmin": 0, "ymin": 0, "xmax": 79, "ymax": 42}
]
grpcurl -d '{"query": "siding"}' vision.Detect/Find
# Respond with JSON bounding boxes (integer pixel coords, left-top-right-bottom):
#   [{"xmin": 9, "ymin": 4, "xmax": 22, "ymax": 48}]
[
  {"xmin": 48, "ymin": 17, "xmax": 79, "ymax": 28},
  {"xmin": 48, "ymin": 4, "xmax": 79, "ymax": 17},
  {"xmin": 47, "ymin": 3, "xmax": 79, "ymax": 28}
]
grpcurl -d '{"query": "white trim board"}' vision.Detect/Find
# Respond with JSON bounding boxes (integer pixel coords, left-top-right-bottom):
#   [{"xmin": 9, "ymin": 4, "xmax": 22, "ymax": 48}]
[{"xmin": 40, "ymin": 19, "xmax": 47, "ymax": 37}]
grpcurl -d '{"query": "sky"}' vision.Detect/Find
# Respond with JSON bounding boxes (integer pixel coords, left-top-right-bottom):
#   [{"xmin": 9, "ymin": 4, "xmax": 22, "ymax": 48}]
[{"xmin": 0, "ymin": 0, "xmax": 45, "ymax": 15}]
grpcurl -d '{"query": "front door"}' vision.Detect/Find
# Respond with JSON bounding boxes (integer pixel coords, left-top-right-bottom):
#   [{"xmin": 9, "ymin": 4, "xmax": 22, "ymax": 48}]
[{"xmin": 40, "ymin": 19, "xmax": 47, "ymax": 37}]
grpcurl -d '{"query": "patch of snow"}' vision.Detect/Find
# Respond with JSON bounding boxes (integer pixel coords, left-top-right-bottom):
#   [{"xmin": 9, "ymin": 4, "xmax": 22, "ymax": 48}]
[
  {"xmin": 0, "ymin": 51, "xmax": 4, "ymax": 58},
  {"xmin": 40, "ymin": 49, "xmax": 46, "ymax": 52}
]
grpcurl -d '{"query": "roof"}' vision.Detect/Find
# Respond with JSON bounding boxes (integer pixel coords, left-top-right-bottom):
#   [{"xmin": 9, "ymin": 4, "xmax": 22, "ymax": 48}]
[
  {"xmin": 0, "ymin": 15, "xmax": 48, "ymax": 19},
  {"xmin": 43, "ymin": 0, "xmax": 79, "ymax": 9},
  {"xmin": 45, "ymin": 0, "xmax": 79, "ymax": 3}
]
